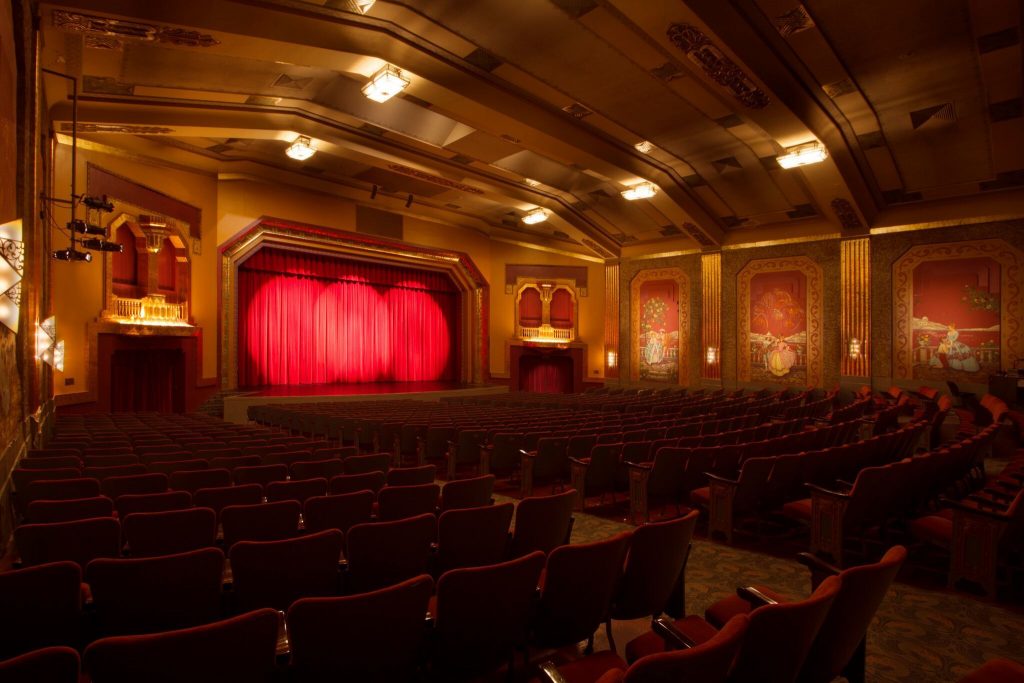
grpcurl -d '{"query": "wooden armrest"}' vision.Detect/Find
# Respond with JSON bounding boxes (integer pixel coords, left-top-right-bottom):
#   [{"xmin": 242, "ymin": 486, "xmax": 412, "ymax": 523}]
[
  {"xmin": 625, "ymin": 460, "xmax": 653, "ymax": 471},
  {"xmin": 538, "ymin": 661, "xmax": 568, "ymax": 683},
  {"xmin": 568, "ymin": 457, "xmax": 590, "ymax": 466},
  {"xmin": 276, "ymin": 610, "xmax": 290, "ymax": 658},
  {"xmin": 981, "ymin": 487, "xmax": 1015, "ymax": 501},
  {"xmin": 805, "ymin": 483, "xmax": 850, "ymax": 499},
  {"xmin": 964, "ymin": 494, "xmax": 1009, "ymax": 511},
  {"xmin": 704, "ymin": 472, "xmax": 739, "ymax": 486},
  {"xmin": 940, "ymin": 497, "xmax": 1012, "ymax": 522},
  {"xmin": 519, "ymin": 449, "xmax": 537, "ymax": 458},
  {"xmin": 652, "ymin": 616, "xmax": 696, "ymax": 650},
  {"xmin": 737, "ymin": 586, "xmax": 778, "ymax": 607},
  {"xmin": 796, "ymin": 552, "xmax": 841, "ymax": 577}
]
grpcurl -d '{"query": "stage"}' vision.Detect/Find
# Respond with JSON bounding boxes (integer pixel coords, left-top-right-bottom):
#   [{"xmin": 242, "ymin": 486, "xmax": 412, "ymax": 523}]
[{"xmin": 221, "ymin": 381, "xmax": 509, "ymax": 424}]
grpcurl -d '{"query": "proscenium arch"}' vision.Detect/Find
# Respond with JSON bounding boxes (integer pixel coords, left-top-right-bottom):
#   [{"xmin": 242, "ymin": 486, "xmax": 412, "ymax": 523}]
[{"xmin": 219, "ymin": 216, "xmax": 489, "ymax": 390}]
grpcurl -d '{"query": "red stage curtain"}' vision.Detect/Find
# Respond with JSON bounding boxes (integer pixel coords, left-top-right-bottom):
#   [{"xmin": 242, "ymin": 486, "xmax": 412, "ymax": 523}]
[
  {"xmin": 238, "ymin": 248, "xmax": 458, "ymax": 386},
  {"xmin": 112, "ymin": 224, "xmax": 137, "ymax": 285},
  {"xmin": 157, "ymin": 238, "xmax": 176, "ymax": 291},
  {"xmin": 519, "ymin": 355, "xmax": 573, "ymax": 393},
  {"xmin": 110, "ymin": 349, "xmax": 184, "ymax": 412},
  {"xmin": 550, "ymin": 289, "xmax": 573, "ymax": 329},
  {"xmin": 519, "ymin": 288, "xmax": 542, "ymax": 327}
]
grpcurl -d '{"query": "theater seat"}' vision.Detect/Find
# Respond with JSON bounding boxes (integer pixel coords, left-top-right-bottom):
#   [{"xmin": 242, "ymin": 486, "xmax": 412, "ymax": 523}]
[
  {"xmin": 958, "ymin": 658, "xmax": 1024, "ymax": 683},
  {"xmin": 0, "ymin": 647, "xmax": 80, "ymax": 683}
]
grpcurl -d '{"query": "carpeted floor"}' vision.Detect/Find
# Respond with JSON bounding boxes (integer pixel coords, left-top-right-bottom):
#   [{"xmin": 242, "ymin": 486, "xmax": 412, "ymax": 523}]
[{"xmin": 499, "ymin": 493, "xmax": 1024, "ymax": 683}]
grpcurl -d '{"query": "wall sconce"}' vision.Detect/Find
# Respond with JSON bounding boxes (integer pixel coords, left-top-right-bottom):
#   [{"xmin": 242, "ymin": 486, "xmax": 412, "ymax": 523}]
[
  {"xmin": 607, "ymin": 350, "xmax": 618, "ymax": 368},
  {"xmin": 0, "ymin": 218, "xmax": 24, "ymax": 333},
  {"xmin": 848, "ymin": 337, "xmax": 862, "ymax": 360},
  {"xmin": 36, "ymin": 316, "xmax": 64, "ymax": 370},
  {"xmin": 705, "ymin": 346, "xmax": 719, "ymax": 365}
]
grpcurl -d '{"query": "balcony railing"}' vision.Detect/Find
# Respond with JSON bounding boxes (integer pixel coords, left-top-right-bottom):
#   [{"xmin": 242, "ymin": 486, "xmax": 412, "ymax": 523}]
[
  {"xmin": 518, "ymin": 324, "xmax": 574, "ymax": 343},
  {"xmin": 110, "ymin": 294, "xmax": 189, "ymax": 326}
]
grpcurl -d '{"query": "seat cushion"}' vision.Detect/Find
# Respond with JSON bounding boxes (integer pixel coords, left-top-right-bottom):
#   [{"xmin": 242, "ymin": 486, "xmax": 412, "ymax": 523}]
[
  {"xmin": 624, "ymin": 616, "xmax": 718, "ymax": 664},
  {"xmin": 704, "ymin": 585, "xmax": 788, "ymax": 628},
  {"xmin": 958, "ymin": 657, "xmax": 1024, "ymax": 683},
  {"xmin": 555, "ymin": 650, "xmax": 628, "ymax": 683},
  {"xmin": 781, "ymin": 498, "xmax": 812, "ymax": 521},
  {"xmin": 689, "ymin": 487, "xmax": 710, "ymax": 507},
  {"xmin": 909, "ymin": 515, "xmax": 953, "ymax": 547}
]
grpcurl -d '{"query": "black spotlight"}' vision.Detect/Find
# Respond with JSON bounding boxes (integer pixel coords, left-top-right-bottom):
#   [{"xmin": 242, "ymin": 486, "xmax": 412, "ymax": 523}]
[
  {"xmin": 68, "ymin": 219, "xmax": 108, "ymax": 236},
  {"xmin": 52, "ymin": 248, "xmax": 92, "ymax": 262},
  {"xmin": 80, "ymin": 238, "xmax": 123, "ymax": 253},
  {"xmin": 82, "ymin": 194, "xmax": 115, "ymax": 212}
]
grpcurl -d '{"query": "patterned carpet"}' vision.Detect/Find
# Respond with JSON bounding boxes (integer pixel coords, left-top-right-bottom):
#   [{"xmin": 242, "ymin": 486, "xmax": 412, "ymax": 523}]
[{"xmin": 499, "ymin": 493, "xmax": 1024, "ymax": 682}]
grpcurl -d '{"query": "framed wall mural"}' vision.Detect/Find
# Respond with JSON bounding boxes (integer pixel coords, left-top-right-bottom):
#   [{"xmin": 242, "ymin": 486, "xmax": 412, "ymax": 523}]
[
  {"xmin": 737, "ymin": 257, "xmax": 823, "ymax": 387},
  {"xmin": 893, "ymin": 239, "xmax": 1024, "ymax": 382},
  {"xmin": 630, "ymin": 268, "xmax": 689, "ymax": 384}
]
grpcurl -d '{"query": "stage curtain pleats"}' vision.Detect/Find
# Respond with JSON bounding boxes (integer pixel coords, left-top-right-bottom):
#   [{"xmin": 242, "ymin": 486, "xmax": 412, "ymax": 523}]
[
  {"xmin": 238, "ymin": 248, "xmax": 458, "ymax": 386},
  {"xmin": 519, "ymin": 355, "xmax": 573, "ymax": 393},
  {"xmin": 110, "ymin": 349, "xmax": 184, "ymax": 412},
  {"xmin": 550, "ymin": 289, "xmax": 573, "ymax": 329}
]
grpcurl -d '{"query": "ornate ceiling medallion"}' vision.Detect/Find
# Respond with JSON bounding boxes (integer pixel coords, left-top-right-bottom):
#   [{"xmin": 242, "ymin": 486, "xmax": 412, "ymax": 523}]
[
  {"xmin": 666, "ymin": 23, "xmax": 770, "ymax": 109},
  {"xmin": 52, "ymin": 10, "xmax": 220, "ymax": 49}
]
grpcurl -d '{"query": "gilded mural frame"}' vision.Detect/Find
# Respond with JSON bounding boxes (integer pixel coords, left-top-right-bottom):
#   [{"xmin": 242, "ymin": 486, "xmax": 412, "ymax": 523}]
[
  {"xmin": 892, "ymin": 238, "xmax": 1024, "ymax": 380},
  {"xmin": 737, "ymin": 256, "xmax": 823, "ymax": 387},
  {"xmin": 630, "ymin": 268, "xmax": 689, "ymax": 385},
  {"xmin": 219, "ymin": 217, "xmax": 489, "ymax": 390}
]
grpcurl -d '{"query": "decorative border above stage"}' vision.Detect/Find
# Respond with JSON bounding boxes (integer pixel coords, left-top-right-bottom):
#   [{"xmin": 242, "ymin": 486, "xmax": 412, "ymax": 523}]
[
  {"xmin": 219, "ymin": 217, "xmax": 489, "ymax": 390},
  {"xmin": 892, "ymin": 238, "xmax": 1023, "ymax": 381},
  {"xmin": 737, "ymin": 256, "xmax": 823, "ymax": 387}
]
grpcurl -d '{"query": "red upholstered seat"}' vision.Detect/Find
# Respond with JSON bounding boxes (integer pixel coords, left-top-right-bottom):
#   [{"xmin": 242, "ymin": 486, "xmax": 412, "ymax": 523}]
[
  {"xmin": 122, "ymin": 507, "xmax": 217, "ymax": 558},
  {"xmin": 15, "ymin": 517, "xmax": 121, "ymax": 569},
  {"xmin": 958, "ymin": 658, "xmax": 1024, "ymax": 683},
  {"xmin": 0, "ymin": 562, "xmax": 82, "ymax": 659},
  {"xmin": 221, "ymin": 501, "xmax": 301, "ymax": 550},
  {"xmin": 102, "ymin": 473, "xmax": 168, "ymax": 500},
  {"xmin": 781, "ymin": 497, "xmax": 812, "ymax": 521},
  {"xmin": 344, "ymin": 513, "xmax": 436, "ymax": 594},
  {"xmin": 439, "ymin": 474, "xmax": 495, "ymax": 512},
  {"xmin": 689, "ymin": 486, "xmax": 710, "ymax": 508},
  {"xmin": 168, "ymin": 468, "xmax": 231, "ymax": 495},
  {"xmin": 229, "ymin": 530, "xmax": 344, "ymax": 612},
  {"xmin": 303, "ymin": 491, "xmax": 374, "ymax": 534},
  {"xmin": 287, "ymin": 574, "xmax": 433, "ymax": 682},
  {"xmin": 377, "ymin": 483, "xmax": 441, "ymax": 521},
  {"xmin": 703, "ymin": 586, "xmax": 789, "ymax": 630},
  {"xmin": 26, "ymin": 496, "xmax": 114, "ymax": 524},
  {"xmin": 329, "ymin": 471, "xmax": 386, "ymax": 495},
  {"xmin": 265, "ymin": 477, "xmax": 329, "ymax": 504},
  {"xmin": 114, "ymin": 490, "xmax": 191, "ymax": 518},
  {"xmin": 626, "ymin": 615, "xmax": 719, "ymax": 662},
  {"xmin": 83, "ymin": 608, "xmax": 280, "ymax": 683},
  {"xmin": 386, "ymin": 464, "xmax": 437, "ymax": 487},
  {"xmin": 552, "ymin": 650, "xmax": 629, "ymax": 683},
  {"xmin": 192, "ymin": 484, "xmax": 262, "ymax": 522},
  {"xmin": 509, "ymin": 489, "xmax": 576, "ymax": 557},
  {"xmin": 0, "ymin": 646, "xmax": 80, "ymax": 683},
  {"xmin": 909, "ymin": 514, "xmax": 953, "ymax": 547},
  {"xmin": 435, "ymin": 502, "xmax": 514, "ymax": 575}
]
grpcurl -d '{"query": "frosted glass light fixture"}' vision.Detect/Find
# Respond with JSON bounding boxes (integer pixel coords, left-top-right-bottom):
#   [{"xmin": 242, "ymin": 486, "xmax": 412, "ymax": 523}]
[
  {"xmin": 706, "ymin": 346, "xmax": 719, "ymax": 365},
  {"xmin": 0, "ymin": 218, "xmax": 23, "ymax": 333},
  {"xmin": 634, "ymin": 140, "xmax": 653, "ymax": 154},
  {"xmin": 776, "ymin": 142, "xmax": 828, "ymax": 169},
  {"xmin": 361, "ymin": 64, "xmax": 410, "ymax": 103},
  {"xmin": 621, "ymin": 182, "xmax": 658, "ymax": 200},
  {"xmin": 36, "ymin": 316, "xmax": 60, "ymax": 370},
  {"xmin": 522, "ymin": 208, "xmax": 549, "ymax": 225},
  {"xmin": 848, "ymin": 337, "xmax": 862, "ymax": 360},
  {"xmin": 352, "ymin": 0, "xmax": 375, "ymax": 12},
  {"xmin": 285, "ymin": 136, "xmax": 317, "ymax": 161}
]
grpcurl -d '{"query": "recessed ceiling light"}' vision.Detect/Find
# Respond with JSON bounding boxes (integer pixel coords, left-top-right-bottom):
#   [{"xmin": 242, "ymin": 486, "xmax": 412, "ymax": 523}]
[
  {"xmin": 285, "ymin": 136, "xmax": 316, "ymax": 161},
  {"xmin": 361, "ymin": 64, "xmax": 410, "ymax": 103},
  {"xmin": 522, "ymin": 208, "xmax": 549, "ymax": 225},
  {"xmin": 523, "ymin": 178, "xmax": 541, "ymax": 187},
  {"xmin": 352, "ymin": 0, "xmax": 376, "ymax": 13},
  {"xmin": 621, "ymin": 182, "xmax": 658, "ymax": 200},
  {"xmin": 634, "ymin": 140, "xmax": 654, "ymax": 154},
  {"xmin": 776, "ymin": 141, "xmax": 828, "ymax": 169}
]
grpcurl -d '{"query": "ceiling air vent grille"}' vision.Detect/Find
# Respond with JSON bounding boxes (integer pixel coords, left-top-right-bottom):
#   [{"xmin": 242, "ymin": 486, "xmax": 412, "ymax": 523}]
[
  {"xmin": 464, "ymin": 48, "xmax": 503, "ymax": 72},
  {"xmin": 273, "ymin": 74, "xmax": 313, "ymax": 90},
  {"xmin": 910, "ymin": 103, "xmax": 956, "ymax": 130},
  {"xmin": 549, "ymin": 0, "xmax": 598, "ymax": 19},
  {"xmin": 449, "ymin": 154, "xmax": 474, "ymax": 165},
  {"xmin": 822, "ymin": 79, "xmax": 856, "ymax": 99},
  {"xmin": 360, "ymin": 123, "xmax": 385, "ymax": 136},
  {"xmin": 206, "ymin": 143, "xmax": 232, "ymax": 154},
  {"xmin": 774, "ymin": 5, "xmax": 815, "ymax": 37},
  {"xmin": 712, "ymin": 157, "xmax": 742, "ymax": 173},
  {"xmin": 786, "ymin": 203, "xmax": 817, "ymax": 219},
  {"xmin": 561, "ymin": 102, "xmax": 593, "ymax": 118},
  {"xmin": 650, "ymin": 62, "xmax": 684, "ymax": 81},
  {"xmin": 857, "ymin": 131, "xmax": 885, "ymax": 150},
  {"xmin": 660, "ymin": 225, "xmax": 682, "ymax": 236}
]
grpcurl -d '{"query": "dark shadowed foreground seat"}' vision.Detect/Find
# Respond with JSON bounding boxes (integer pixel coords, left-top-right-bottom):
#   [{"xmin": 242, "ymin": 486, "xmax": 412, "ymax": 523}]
[
  {"xmin": 221, "ymin": 500, "xmax": 300, "ymax": 550},
  {"xmin": 435, "ymin": 502, "xmax": 514, "ymax": 575},
  {"xmin": 539, "ymin": 614, "xmax": 749, "ymax": 683},
  {"xmin": 287, "ymin": 574, "xmax": 433, "ymax": 682},
  {"xmin": 344, "ymin": 513, "xmax": 436, "ymax": 594},
  {"xmin": 0, "ymin": 562, "xmax": 82, "ymax": 659},
  {"xmin": 83, "ymin": 608, "xmax": 280, "ymax": 683},
  {"xmin": 122, "ymin": 507, "xmax": 217, "ymax": 557},
  {"xmin": 229, "ymin": 530, "xmax": 344, "ymax": 612},
  {"xmin": 509, "ymin": 489, "xmax": 576, "ymax": 557},
  {"xmin": 957, "ymin": 658, "xmax": 1024, "ymax": 683},
  {"xmin": 0, "ymin": 646, "xmax": 81, "ymax": 683},
  {"xmin": 303, "ymin": 491, "xmax": 374, "ymax": 534},
  {"xmin": 15, "ymin": 516, "xmax": 121, "ymax": 569},
  {"xmin": 25, "ymin": 496, "xmax": 114, "ymax": 524}
]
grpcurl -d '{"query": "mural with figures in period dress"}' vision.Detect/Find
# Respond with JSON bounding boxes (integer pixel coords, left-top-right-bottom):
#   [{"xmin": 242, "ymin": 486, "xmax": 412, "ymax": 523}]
[
  {"xmin": 737, "ymin": 257, "xmax": 823, "ymax": 387},
  {"xmin": 892, "ymin": 239, "xmax": 1024, "ymax": 383},
  {"xmin": 630, "ymin": 268, "xmax": 689, "ymax": 385}
]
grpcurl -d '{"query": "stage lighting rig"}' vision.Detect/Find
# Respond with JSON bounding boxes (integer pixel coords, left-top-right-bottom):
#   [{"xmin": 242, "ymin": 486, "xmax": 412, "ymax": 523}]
[
  {"xmin": 68, "ymin": 219, "xmax": 108, "ymax": 236},
  {"xmin": 52, "ymin": 248, "xmax": 92, "ymax": 262},
  {"xmin": 82, "ymin": 194, "xmax": 115, "ymax": 212},
  {"xmin": 80, "ymin": 238, "xmax": 123, "ymax": 253}
]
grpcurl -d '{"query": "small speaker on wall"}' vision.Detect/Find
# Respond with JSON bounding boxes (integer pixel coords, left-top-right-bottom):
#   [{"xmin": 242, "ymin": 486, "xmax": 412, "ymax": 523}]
[
  {"xmin": 370, "ymin": 184, "xmax": 378, "ymax": 200},
  {"xmin": 405, "ymin": 194, "xmax": 413, "ymax": 208}
]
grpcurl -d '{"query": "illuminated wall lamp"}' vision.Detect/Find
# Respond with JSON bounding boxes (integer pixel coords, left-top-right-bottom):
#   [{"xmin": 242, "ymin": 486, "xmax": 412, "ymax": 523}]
[
  {"xmin": 848, "ymin": 337, "xmax": 862, "ymax": 360},
  {"xmin": 36, "ymin": 316, "xmax": 64, "ymax": 370},
  {"xmin": 0, "ymin": 218, "xmax": 24, "ymax": 333},
  {"xmin": 621, "ymin": 182, "xmax": 658, "ymax": 201},
  {"xmin": 776, "ymin": 142, "xmax": 828, "ymax": 169},
  {"xmin": 607, "ymin": 350, "xmax": 618, "ymax": 368},
  {"xmin": 285, "ymin": 136, "xmax": 317, "ymax": 161},
  {"xmin": 361, "ymin": 64, "xmax": 410, "ymax": 103},
  {"xmin": 351, "ymin": 0, "xmax": 375, "ymax": 12},
  {"xmin": 522, "ymin": 208, "xmax": 549, "ymax": 225},
  {"xmin": 705, "ymin": 346, "xmax": 719, "ymax": 365}
]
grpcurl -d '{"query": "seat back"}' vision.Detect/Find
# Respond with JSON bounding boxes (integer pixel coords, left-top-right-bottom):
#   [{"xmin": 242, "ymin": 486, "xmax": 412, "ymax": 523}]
[
  {"xmin": 83, "ymin": 608, "xmax": 280, "ymax": 683},
  {"xmin": 798, "ymin": 546, "xmax": 907, "ymax": 683},
  {"xmin": 221, "ymin": 501, "xmax": 301, "ymax": 550},
  {"xmin": 122, "ymin": 507, "xmax": 217, "ymax": 558},
  {"xmin": 377, "ymin": 483, "xmax": 440, "ymax": 521},
  {"xmin": 386, "ymin": 464, "xmax": 436, "ymax": 487},
  {"xmin": 265, "ymin": 477, "xmax": 328, "ymax": 504},
  {"xmin": 19, "ymin": 455, "xmax": 83, "ymax": 470},
  {"xmin": 343, "ymin": 453, "xmax": 390, "ymax": 475},
  {"xmin": 15, "ymin": 517, "xmax": 121, "ymax": 569},
  {"xmin": 22, "ymin": 478, "xmax": 101, "ymax": 510},
  {"xmin": 101, "ymin": 473, "xmax": 167, "ymax": 500},
  {"xmin": 229, "ymin": 530, "xmax": 344, "ymax": 612},
  {"xmin": 168, "ymin": 469, "xmax": 231, "ymax": 495},
  {"xmin": 730, "ymin": 575, "xmax": 842, "ymax": 683},
  {"xmin": 232, "ymin": 464, "xmax": 288, "ymax": 489},
  {"xmin": 0, "ymin": 562, "xmax": 82, "ymax": 659},
  {"xmin": 192, "ymin": 484, "xmax": 262, "ymax": 521},
  {"xmin": 85, "ymin": 548, "xmax": 225, "ymax": 636},
  {"xmin": 433, "ymin": 551, "xmax": 545, "ymax": 680},
  {"xmin": 114, "ymin": 491, "xmax": 192, "ymax": 518},
  {"xmin": 439, "ymin": 474, "xmax": 494, "ymax": 511},
  {"xmin": 509, "ymin": 489, "xmax": 576, "ymax": 557},
  {"xmin": 287, "ymin": 575, "xmax": 433, "ymax": 682},
  {"xmin": 83, "ymin": 464, "xmax": 147, "ymax": 481},
  {"xmin": 344, "ymin": 513, "xmax": 436, "ymax": 593},
  {"xmin": 626, "ymin": 614, "xmax": 748, "ymax": 683},
  {"xmin": 329, "ymin": 471, "xmax": 386, "ymax": 495},
  {"xmin": 208, "ymin": 455, "xmax": 261, "ymax": 472},
  {"xmin": 26, "ymin": 496, "xmax": 114, "ymax": 524},
  {"xmin": 290, "ymin": 459, "xmax": 346, "ymax": 481},
  {"xmin": 304, "ymin": 491, "xmax": 375, "ymax": 534},
  {"xmin": 0, "ymin": 646, "xmax": 80, "ymax": 683},
  {"xmin": 612, "ymin": 511, "xmax": 698, "ymax": 620},
  {"xmin": 535, "ymin": 531, "xmax": 632, "ymax": 648},
  {"xmin": 436, "ymin": 502, "xmax": 514, "ymax": 574}
]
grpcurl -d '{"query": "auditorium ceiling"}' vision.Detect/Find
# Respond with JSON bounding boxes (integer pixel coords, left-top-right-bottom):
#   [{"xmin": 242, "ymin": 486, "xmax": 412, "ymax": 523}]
[{"xmin": 38, "ymin": 0, "xmax": 1024, "ymax": 259}]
